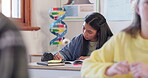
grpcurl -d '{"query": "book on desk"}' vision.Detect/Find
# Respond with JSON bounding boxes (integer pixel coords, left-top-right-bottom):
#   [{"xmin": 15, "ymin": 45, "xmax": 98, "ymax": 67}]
[
  {"xmin": 37, "ymin": 62, "xmax": 65, "ymax": 66},
  {"xmin": 36, "ymin": 60, "xmax": 83, "ymax": 66}
]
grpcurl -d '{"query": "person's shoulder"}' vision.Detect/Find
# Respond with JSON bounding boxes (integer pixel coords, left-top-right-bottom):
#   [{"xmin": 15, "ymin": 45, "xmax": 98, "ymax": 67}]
[
  {"xmin": 75, "ymin": 34, "xmax": 83, "ymax": 38},
  {"xmin": 0, "ymin": 13, "xmax": 11, "ymax": 24},
  {"xmin": 72, "ymin": 34, "xmax": 83, "ymax": 40},
  {"xmin": 112, "ymin": 32, "xmax": 132, "ymax": 42},
  {"xmin": 69, "ymin": 34, "xmax": 83, "ymax": 43},
  {"xmin": 114, "ymin": 32, "xmax": 131, "ymax": 38},
  {"xmin": 0, "ymin": 13, "xmax": 18, "ymax": 31}
]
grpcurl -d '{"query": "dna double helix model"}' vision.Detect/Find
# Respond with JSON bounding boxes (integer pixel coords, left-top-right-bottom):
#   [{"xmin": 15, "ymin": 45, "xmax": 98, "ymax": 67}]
[{"xmin": 49, "ymin": 8, "xmax": 67, "ymax": 45}]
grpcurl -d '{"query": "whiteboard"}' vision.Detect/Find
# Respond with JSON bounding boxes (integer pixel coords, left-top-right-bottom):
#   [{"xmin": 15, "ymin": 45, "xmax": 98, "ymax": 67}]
[{"xmin": 104, "ymin": 0, "xmax": 133, "ymax": 21}]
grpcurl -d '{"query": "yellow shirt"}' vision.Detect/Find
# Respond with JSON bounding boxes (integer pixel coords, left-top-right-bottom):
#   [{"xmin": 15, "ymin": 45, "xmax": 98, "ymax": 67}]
[{"xmin": 81, "ymin": 32, "xmax": 148, "ymax": 78}]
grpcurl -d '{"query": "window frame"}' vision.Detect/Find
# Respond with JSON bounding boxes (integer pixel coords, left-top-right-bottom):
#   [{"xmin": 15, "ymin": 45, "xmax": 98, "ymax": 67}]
[{"xmin": 10, "ymin": 0, "xmax": 40, "ymax": 31}]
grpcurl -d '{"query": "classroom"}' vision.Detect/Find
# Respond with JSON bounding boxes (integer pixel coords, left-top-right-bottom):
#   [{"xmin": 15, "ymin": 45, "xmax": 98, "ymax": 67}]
[{"xmin": 1, "ymin": 0, "xmax": 148, "ymax": 78}]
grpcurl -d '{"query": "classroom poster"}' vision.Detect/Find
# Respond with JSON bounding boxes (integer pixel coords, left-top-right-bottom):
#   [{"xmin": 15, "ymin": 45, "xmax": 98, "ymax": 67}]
[{"xmin": 61, "ymin": 0, "xmax": 99, "ymax": 21}]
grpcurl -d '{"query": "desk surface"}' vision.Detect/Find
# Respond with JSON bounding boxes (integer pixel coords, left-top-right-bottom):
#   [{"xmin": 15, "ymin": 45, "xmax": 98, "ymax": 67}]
[
  {"xmin": 29, "ymin": 62, "xmax": 81, "ymax": 71},
  {"xmin": 29, "ymin": 62, "xmax": 82, "ymax": 78}
]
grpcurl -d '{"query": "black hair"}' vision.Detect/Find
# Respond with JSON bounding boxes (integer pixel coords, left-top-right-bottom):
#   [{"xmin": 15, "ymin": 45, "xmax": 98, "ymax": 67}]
[{"xmin": 80, "ymin": 12, "xmax": 113, "ymax": 56}]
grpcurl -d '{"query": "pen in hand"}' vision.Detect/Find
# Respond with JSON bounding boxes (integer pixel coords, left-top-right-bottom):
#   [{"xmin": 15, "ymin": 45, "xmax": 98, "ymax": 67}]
[
  {"xmin": 112, "ymin": 61, "xmax": 118, "ymax": 63},
  {"xmin": 53, "ymin": 52, "xmax": 64, "ymax": 60}
]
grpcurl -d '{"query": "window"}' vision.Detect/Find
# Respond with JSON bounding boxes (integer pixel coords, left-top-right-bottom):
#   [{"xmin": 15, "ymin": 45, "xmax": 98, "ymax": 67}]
[{"xmin": 2, "ymin": 0, "xmax": 40, "ymax": 31}]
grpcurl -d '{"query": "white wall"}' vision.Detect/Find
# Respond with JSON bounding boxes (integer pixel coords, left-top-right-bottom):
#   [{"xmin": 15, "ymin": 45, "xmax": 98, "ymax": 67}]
[{"xmin": 21, "ymin": 0, "xmax": 132, "ymax": 54}]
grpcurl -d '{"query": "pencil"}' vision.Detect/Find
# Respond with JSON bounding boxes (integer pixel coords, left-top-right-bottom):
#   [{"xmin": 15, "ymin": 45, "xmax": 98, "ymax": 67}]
[{"xmin": 112, "ymin": 61, "xmax": 118, "ymax": 63}]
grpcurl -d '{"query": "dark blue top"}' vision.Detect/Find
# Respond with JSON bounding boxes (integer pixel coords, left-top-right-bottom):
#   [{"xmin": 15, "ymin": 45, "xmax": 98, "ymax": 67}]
[
  {"xmin": 60, "ymin": 34, "xmax": 112, "ymax": 61},
  {"xmin": 60, "ymin": 34, "xmax": 83, "ymax": 61}
]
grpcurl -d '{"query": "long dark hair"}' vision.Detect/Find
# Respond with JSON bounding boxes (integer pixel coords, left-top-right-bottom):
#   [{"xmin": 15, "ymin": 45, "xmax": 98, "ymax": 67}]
[
  {"xmin": 81, "ymin": 12, "xmax": 113, "ymax": 56},
  {"xmin": 123, "ymin": 0, "xmax": 140, "ymax": 38}
]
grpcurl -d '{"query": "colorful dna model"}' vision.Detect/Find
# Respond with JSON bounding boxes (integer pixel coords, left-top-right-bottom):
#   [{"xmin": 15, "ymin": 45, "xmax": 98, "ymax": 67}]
[{"xmin": 49, "ymin": 8, "xmax": 67, "ymax": 45}]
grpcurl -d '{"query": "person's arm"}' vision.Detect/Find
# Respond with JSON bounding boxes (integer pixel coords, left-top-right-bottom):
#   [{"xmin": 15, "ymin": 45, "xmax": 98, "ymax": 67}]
[
  {"xmin": 54, "ymin": 35, "xmax": 82, "ymax": 61},
  {"xmin": 105, "ymin": 61, "xmax": 130, "ymax": 77},
  {"xmin": 130, "ymin": 62, "xmax": 148, "ymax": 78},
  {"xmin": 81, "ymin": 33, "xmax": 122, "ymax": 78},
  {"xmin": 53, "ymin": 38, "xmax": 75, "ymax": 60},
  {"xmin": 77, "ymin": 56, "xmax": 90, "ymax": 60},
  {"xmin": 0, "ymin": 31, "xmax": 28, "ymax": 78},
  {"xmin": 53, "ymin": 51, "xmax": 64, "ymax": 60}
]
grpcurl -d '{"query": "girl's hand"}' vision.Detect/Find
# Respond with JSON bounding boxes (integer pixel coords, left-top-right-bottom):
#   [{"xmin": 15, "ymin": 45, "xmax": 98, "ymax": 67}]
[
  {"xmin": 53, "ymin": 52, "xmax": 64, "ymax": 60},
  {"xmin": 105, "ymin": 61, "xmax": 130, "ymax": 76},
  {"xmin": 130, "ymin": 63, "xmax": 148, "ymax": 78},
  {"xmin": 77, "ymin": 56, "xmax": 90, "ymax": 60}
]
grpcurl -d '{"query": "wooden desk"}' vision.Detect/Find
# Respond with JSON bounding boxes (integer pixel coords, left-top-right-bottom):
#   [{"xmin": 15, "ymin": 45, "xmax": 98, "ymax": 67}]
[
  {"xmin": 29, "ymin": 62, "xmax": 81, "ymax": 71},
  {"xmin": 28, "ymin": 62, "xmax": 82, "ymax": 78}
]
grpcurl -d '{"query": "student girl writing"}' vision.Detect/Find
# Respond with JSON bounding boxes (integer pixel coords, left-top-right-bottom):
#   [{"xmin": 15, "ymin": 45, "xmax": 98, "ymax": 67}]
[{"xmin": 54, "ymin": 12, "xmax": 113, "ymax": 61}]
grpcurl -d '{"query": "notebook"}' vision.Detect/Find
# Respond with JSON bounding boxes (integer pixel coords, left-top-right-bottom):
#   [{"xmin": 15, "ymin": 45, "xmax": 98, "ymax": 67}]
[{"xmin": 37, "ymin": 62, "xmax": 65, "ymax": 66}]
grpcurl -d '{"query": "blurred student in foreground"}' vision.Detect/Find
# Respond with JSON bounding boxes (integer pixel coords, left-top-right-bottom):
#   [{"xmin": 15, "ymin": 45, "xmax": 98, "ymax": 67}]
[
  {"xmin": 81, "ymin": 0, "xmax": 148, "ymax": 78},
  {"xmin": 54, "ymin": 12, "xmax": 113, "ymax": 61},
  {"xmin": 0, "ymin": 2, "xmax": 29, "ymax": 78}
]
